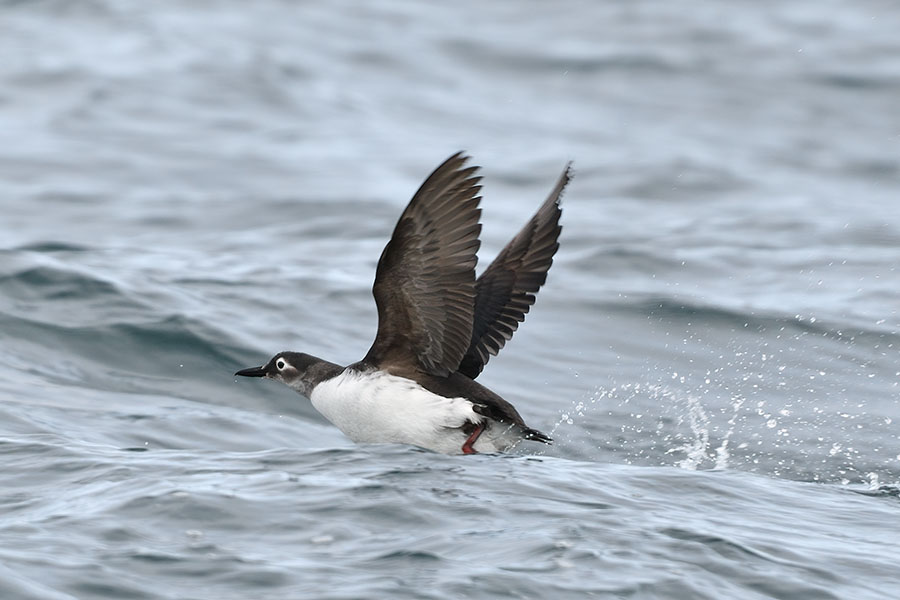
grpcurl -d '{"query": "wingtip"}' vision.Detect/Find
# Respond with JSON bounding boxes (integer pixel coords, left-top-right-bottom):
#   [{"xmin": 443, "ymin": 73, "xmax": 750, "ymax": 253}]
[
  {"xmin": 446, "ymin": 150, "xmax": 471, "ymax": 166},
  {"xmin": 427, "ymin": 152, "xmax": 482, "ymax": 195},
  {"xmin": 554, "ymin": 162, "xmax": 574, "ymax": 206},
  {"xmin": 537, "ymin": 161, "xmax": 573, "ymax": 212}
]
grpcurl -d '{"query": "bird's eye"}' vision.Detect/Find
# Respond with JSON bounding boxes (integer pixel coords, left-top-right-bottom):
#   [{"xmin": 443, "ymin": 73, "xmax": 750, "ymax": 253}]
[{"xmin": 276, "ymin": 359, "xmax": 285, "ymax": 370}]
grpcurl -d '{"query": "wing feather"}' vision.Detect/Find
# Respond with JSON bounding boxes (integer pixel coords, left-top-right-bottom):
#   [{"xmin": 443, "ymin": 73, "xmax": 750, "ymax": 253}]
[
  {"xmin": 457, "ymin": 164, "xmax": 571, "ymax": 379},
  {"xmin": 364, "ymin": 153, "xmax": 483, "ymax": 376}
]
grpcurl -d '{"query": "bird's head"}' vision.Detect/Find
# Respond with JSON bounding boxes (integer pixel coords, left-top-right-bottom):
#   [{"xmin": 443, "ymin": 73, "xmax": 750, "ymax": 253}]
[{"xmin": 235, "ymin": 351, "xmax": 322, "ymax": 396}]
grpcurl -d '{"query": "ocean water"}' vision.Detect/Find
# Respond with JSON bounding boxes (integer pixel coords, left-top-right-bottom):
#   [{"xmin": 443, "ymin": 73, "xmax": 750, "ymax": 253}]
[{"xmin": 2, "ymin": 1, "xmax": 899, "ymax": 598}]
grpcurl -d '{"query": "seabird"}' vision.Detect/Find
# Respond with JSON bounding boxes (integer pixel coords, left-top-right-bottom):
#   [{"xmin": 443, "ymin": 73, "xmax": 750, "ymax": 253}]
[{"xmin": 236, "ymin": 152, "xmax": 571, "ymax": 454}]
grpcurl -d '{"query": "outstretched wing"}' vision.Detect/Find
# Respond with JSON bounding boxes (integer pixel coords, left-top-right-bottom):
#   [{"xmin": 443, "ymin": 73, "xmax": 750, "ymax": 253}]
[
  {"xmin": 364, "ymin": 152, "xmax": 483, "ymax": 377},
  {"xmin": 457, "ymin": 164, "xmax": 571, "ymax": 379}
]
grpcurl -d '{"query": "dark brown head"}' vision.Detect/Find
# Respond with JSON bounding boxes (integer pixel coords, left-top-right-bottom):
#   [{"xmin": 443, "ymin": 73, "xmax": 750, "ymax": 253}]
[{"xmin": 235, "ymin": 351, "xmax": 343, "ymax": 397}]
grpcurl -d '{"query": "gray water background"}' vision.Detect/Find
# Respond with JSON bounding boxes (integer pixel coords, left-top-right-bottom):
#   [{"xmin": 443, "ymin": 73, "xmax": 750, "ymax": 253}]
[{"xmin": 1, "ymin": 1, "xmax": 899, "ymax": 598}]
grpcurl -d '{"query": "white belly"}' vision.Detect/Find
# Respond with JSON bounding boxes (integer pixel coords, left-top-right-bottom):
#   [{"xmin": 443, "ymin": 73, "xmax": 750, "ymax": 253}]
[{"xmin": 308, "ymin": 369, "xmax": 519, "ymax": 454}]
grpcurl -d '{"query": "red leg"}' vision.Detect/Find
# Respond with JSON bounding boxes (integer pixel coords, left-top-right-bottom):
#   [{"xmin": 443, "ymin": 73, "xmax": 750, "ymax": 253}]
[{"xmin": 461, "ymin": 422, "xmax": 486, "ymax": 454}]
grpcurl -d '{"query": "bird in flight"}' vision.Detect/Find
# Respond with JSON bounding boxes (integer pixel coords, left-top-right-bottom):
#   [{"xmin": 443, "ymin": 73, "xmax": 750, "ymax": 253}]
[{"xmin": 236, "ymin": 152, "xmax": 571, "ymax": 454}]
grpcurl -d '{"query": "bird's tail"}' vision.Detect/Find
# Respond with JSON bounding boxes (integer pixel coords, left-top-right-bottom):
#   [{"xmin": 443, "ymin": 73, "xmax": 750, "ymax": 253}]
[{"xmin": 523, "ymin": 427, "xmax": 552, "ymax": 445}]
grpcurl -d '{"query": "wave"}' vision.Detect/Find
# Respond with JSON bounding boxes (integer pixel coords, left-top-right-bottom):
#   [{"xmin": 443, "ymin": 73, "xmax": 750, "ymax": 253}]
[
  {"xmin": 570, "ymin": 293, "xmax": 899, "ymax": 342},
  {"xmin": 0, "ymin": 265, "xmax": 127, "ymax": 303}
]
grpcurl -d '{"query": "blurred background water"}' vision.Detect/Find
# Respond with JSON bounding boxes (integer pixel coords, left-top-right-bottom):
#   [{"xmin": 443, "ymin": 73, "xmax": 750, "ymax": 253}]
[{"xmin": 1, "ymin": 1, "xmax": 899, "ymax": 598}]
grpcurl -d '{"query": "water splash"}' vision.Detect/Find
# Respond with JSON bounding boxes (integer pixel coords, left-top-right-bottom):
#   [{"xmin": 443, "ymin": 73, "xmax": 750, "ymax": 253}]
[
  {"xmin": 714, "ymin": 395, "xmax": 747, "ymax": 470},
  {"xmin": 665, "ymin": 389, "xmax": 710, "ymax": 470}
]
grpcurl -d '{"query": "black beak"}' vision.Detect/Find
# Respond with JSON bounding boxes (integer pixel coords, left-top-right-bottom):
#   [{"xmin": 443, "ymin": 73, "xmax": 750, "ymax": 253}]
[{"xmin": 235, "ymin": 365, "xmax": 267, "ymax": 378}]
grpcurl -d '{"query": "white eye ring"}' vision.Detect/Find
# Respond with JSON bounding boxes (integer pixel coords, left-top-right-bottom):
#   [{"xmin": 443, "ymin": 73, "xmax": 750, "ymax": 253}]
[{"xmin": 276, "ymin": 360, "xmax": 285, "ymax": 370}]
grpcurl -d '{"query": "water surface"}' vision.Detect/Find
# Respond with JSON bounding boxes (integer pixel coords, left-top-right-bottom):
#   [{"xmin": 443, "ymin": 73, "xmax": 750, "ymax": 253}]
[{"xmin": 1, "ymin": 1, "xmax": 899, "ymax": 598}]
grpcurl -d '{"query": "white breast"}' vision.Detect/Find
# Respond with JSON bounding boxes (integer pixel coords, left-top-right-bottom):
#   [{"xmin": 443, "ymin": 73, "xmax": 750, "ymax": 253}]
[{"xmin": 308, "ymin": 369, "xmax": 519, "ymax": 454}]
